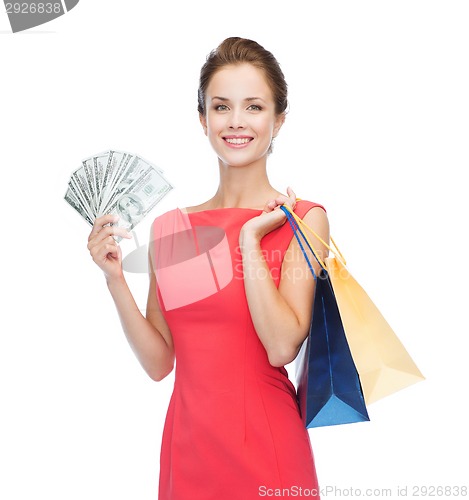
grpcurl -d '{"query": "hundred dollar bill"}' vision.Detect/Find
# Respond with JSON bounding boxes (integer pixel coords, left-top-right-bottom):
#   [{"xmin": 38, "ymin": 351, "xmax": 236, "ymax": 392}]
[
  {"xmin": 81, "ymin": 157, "xmax": 98, "ymax": 216},
  {"xmin": 67, "ymin": 174, "xmax": 95, "ymax": 221},
  {"xmin": 91, "ymin": 150, "xmax": 114, "ymax": 212},
  {"xmin": 100, "ymin": 154, "xmax": 162, "ymax": 216},
  {"xmin": 64, "ymin": 186, "xmax": 94, "ymax": 226},
  {"xmin": 64, "ymin": 149, "xmax": 173, "ymax": 234},
  {"xmin": 98, "ymin": 150, "xmax": 136, "ymax": 215},
  {"xmin": 70, "ymin": 164, "xmax": 95, "ymax": 216},
  {"xmin": 104, "ymin": 164, "xmax": 173, "ymax": 238},
  {"xmin": 96, "ymin": 150, "xmax": 125, "ymax": 213}
]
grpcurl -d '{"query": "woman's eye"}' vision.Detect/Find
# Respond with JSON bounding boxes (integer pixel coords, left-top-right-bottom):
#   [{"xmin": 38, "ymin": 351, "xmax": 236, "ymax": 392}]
[
  {"xmin": 247, "ymin": 104, "xmax": 262, "ymax": 111},
  {"xmin": 215, "ymin": 104, "xmax": 229, "ymax": 111}
]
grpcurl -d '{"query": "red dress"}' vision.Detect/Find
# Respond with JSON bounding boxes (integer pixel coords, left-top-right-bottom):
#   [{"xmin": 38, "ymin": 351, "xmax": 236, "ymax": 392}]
[{"xmin": 152, "ymin": 200, "xmax": 323, "ymax": 500}]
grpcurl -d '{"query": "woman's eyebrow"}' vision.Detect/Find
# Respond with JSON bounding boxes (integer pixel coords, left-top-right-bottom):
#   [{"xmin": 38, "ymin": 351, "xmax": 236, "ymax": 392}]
[{"xmin": 211, "ymin": 96, "xmax": 266, "ymax": 102}]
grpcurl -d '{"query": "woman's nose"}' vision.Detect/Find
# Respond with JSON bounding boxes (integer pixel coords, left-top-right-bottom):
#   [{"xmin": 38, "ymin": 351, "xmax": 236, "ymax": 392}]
[{"xmin": 228, "ymin": 109, "xmax": 246, "ymax": 129}]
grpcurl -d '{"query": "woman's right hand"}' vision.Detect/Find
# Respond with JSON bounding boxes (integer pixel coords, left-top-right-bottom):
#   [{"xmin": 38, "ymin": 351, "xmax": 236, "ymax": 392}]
[{"xmin": 87, "ymin": 214, "xmax": 132, "ymax": 281}]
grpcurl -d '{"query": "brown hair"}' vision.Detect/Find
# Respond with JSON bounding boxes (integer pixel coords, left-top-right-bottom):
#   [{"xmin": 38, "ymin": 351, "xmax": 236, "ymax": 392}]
[{"xmin": 197, "ymin": 37, "xmax": 288, "ymax": 117}]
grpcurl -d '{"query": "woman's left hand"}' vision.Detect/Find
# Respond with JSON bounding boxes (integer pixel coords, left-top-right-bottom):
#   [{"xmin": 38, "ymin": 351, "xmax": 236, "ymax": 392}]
[{"xmin": 240, "ymin": 187, "xmax": 297, "ymax": 243}]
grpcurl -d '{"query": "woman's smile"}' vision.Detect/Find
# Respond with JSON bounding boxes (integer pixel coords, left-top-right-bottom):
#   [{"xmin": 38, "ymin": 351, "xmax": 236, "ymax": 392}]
[{"xmin": 223, "ymin": 135, "xmax": 254, "ymax": 147}]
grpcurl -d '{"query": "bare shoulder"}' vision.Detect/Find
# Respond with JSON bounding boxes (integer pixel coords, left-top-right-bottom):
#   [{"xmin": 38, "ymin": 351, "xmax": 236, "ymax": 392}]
[
  {"xmin": 300, "ymin": 205, "xmax": 330, "ymax": 259},
  {"xmin": 302, "ymin": 205, "xmax": 329, "ymax": 237}
]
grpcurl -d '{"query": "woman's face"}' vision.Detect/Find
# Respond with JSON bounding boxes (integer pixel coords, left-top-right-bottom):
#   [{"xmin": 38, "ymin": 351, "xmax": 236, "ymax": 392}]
[{"xmin": 200, "ymin": 63, "xmax": 284, "ymax": 168}]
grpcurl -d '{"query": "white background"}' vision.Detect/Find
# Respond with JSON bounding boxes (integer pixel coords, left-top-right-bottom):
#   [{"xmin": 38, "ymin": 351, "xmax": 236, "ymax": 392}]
[{"xmin": 1, "ymin": 1, "xmax": 468, "ymax": 499}]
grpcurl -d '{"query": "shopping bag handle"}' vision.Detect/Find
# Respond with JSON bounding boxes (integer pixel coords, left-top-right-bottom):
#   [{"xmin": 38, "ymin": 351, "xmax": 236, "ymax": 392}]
[
  {"xmin": 280, "ymin": 203, "xmax": 347, "ymax": 269},
  {"xmin": 282, "ymin": 208, "xmax": 321, "ymax": 280}
]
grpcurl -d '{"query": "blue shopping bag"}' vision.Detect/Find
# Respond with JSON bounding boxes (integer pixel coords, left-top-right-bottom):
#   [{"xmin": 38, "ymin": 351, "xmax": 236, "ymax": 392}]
[{"xmin": 281, "ymin": 206, "xmax": 369, "ymax": 428}]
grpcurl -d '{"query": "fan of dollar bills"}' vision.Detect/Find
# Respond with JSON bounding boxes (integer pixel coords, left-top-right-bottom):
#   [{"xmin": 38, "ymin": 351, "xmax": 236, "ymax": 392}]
[{"xmin": 64, "ymin": 149, "xmax": 173, "ymax": 235}]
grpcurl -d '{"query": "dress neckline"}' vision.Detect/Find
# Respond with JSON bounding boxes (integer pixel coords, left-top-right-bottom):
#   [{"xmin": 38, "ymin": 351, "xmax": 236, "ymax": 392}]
[{"xmin": 178, "ymin": 207, "xmax": 264, "ymax": 215}]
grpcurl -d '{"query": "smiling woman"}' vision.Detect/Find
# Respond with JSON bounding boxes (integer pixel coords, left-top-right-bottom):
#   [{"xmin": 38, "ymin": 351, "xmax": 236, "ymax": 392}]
[
  {"xmin": 198, "ymin": 37, "xmax": 288, "ymax": 158},
  {"xmin": 87, "ymin": 36, "xmax": 329, "ymax": 500},
  {"xmin": 199, "ymin": 63, "xmax": 285, "ymax": 168}
]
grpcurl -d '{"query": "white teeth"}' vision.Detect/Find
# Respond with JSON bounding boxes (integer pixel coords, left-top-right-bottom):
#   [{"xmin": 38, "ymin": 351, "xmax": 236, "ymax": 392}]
[{"xmin": 225, "ymin": 138, "xmax": 251, "ymax": 144}]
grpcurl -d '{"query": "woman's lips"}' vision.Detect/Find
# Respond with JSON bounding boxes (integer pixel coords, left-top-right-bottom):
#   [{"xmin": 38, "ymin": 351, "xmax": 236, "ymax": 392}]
[{"xmin": 223, "ymin": 136, "xmax": 254, "ymax": 148}]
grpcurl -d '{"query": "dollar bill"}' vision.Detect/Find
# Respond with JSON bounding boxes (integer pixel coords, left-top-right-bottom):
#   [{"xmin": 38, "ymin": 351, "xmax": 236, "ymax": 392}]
[
  {"xmin": 64, "ymin": 149, "xmax": 173, "ymax": 235},
  {"xmin": 64, "ymin": 186, "xmax": 94, "ymax": 226}
]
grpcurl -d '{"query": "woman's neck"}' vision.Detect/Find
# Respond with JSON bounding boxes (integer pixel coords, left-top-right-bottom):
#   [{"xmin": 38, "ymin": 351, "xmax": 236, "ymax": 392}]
[{"xmin": 207, "ymin": 159, "xmax": 280, "ymax": 210}]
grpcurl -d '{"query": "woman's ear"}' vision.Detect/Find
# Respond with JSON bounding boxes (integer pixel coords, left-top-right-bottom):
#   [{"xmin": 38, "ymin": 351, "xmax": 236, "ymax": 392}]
[
  {"xmin": 199, "ymin": 113, "xmax": 208, "ymax": 136},
  {"xmin": 273, "ymin": 112, "xmax": 286, "ymax": 138}
]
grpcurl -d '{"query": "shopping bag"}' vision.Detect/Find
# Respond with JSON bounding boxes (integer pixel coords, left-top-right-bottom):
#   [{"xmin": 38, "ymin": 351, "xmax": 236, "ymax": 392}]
[
  {"xmin": 283, "ymin": 205, "xmax": 425, "ymax": 405},
  {"xmin": 325, "ymin": 256, "xmax": 425, "ymax": 403},
  {"xmin": 283, "ymin": 207, "xmax": 369, "ymax": 428}
]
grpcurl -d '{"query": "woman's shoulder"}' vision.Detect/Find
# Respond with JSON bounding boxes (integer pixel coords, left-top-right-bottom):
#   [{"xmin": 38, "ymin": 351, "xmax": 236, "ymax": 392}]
[
  {"xmin": 160, "ymin": 206, "xmax": 182, "ymax": 216},
  {"xmin": 150, "ymin": 207, "xmax": 192, "ymax": 238},
  {"xmin": 151, "ymin": 207, "xmax": 180, "ymax": 224},
  {"xmin": 294, "ymin": 199, "xmax": 326, "ymax": 219}
]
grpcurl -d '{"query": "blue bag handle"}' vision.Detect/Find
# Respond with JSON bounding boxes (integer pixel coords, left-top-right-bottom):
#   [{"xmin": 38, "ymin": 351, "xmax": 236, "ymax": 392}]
[{"xmin": 280, "ymin": 205, "xmax": 324, "ymax": 281}]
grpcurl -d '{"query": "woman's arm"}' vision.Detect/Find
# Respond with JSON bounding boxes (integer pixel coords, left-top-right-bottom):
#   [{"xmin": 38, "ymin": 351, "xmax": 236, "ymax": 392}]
[
  {"xmin": 239, "ymin": 196, "xmax": 329, "ymax": 368},
  {"xmin": 88, "ymin": 214, "xmax": 174, "ymax": 381},
  {"xmin": 106, "ymin": 271, "xmax": 174, "ymax": 381}
]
